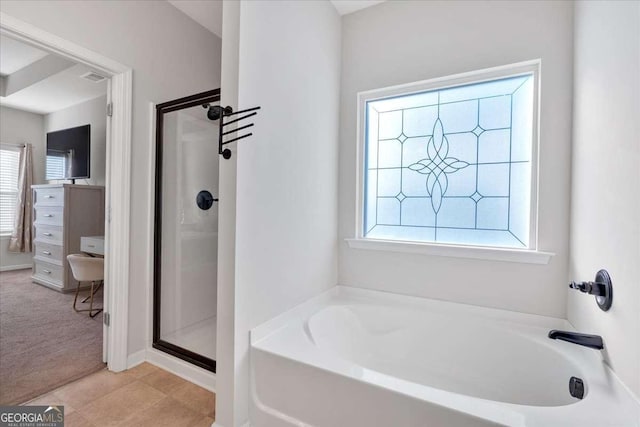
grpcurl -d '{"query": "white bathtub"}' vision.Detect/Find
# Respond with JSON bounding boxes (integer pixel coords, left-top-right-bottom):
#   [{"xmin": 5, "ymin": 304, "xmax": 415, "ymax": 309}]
[{"xmin": 250, "ymin": 286, "xmax": 640, "ymax": 427}]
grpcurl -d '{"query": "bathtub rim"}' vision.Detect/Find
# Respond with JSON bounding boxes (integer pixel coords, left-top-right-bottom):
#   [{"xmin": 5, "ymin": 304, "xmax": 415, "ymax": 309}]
[
  {"xmin": 250, "ymin": 285, "xmax": 640, "ymax": 426},
  {"xmin": 251, "ymin": 285, "xmax": 573, "ymax": 344}
]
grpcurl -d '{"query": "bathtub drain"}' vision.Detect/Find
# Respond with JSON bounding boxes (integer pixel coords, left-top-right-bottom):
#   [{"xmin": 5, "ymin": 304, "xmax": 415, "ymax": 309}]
[{"xmin": 569, "ymin": 376, "xmax": 584, "ymax": 399}]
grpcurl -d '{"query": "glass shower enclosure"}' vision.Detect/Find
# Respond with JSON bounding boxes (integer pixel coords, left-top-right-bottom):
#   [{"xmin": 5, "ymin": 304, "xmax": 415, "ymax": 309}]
[{"xmin": 153, "ymin": 90, "xmax": 220, "ymax": 372}]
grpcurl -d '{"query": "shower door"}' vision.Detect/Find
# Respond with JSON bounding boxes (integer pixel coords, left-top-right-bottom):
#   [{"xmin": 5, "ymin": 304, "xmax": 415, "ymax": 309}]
[{"xmin": 153, "ymin": 90, "xmax": 220, "ymax": 372}]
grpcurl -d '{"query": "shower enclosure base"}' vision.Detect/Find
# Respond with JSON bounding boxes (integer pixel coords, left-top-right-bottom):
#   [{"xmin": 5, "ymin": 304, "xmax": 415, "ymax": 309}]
[
  {"xmin": 143, "ymin": 347, "xmax": 217, "ymax": 392},
  {"xmin": 163, "ymin": 315, "xmax": 217, "ymax": 361}
]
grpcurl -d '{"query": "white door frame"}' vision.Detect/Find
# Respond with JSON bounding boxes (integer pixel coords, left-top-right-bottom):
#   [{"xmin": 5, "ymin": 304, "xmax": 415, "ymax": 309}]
[{"xmin": 0, "ymin": 12, "xmax": 132, "ymax": 371}]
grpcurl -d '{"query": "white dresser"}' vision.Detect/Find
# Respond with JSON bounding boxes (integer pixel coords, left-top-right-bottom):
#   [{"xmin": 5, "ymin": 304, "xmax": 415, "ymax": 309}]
[{"xmin": 32, "ymin": 184, "xmax": 105, "ymax": 292}]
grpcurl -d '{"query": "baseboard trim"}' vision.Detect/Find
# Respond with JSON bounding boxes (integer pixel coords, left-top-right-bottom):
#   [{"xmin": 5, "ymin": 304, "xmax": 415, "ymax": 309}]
[
  {"xmin": 126, "ymin": 349, "xmax": 146, "ymax": 369},
  {"xmin": 126, "ymin": 348, "xmax": 216, "ymax": 392},
  {"xmin": 0, "ymin": 264, "xmax": 32, "ymax": 272},
  {"xmin": 211, "ymin": 423, "xmax": 248, "ymax": 427}
]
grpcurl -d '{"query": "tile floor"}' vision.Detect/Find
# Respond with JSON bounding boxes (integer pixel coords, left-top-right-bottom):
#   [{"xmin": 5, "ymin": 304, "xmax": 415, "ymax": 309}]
[{"xmin": 22, "ymin": 363, "xmax": 215, "ymax": 427}]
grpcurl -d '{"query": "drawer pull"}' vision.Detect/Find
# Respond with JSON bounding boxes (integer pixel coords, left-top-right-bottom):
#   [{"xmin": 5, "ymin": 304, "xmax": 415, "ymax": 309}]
[
  {"xmin": 42, "ymin": 251, "xmax": 52, "ymax": 255},
  {"xmin": 45, "ymin": 195, "xmax": 54, "ymax": 199},
  {"xmin": 43, "ymin": 269, "xmax": 51, "ymax": 274},
  {"xmin": 87, "ymin": 244, "xmax": 95, "ymax": 248},
  {"xmin": 43, "ymin": 214, "xmax": 53, "ymax": 218},
  {"xmin": 43, "ymin": 232, "xmax": 53, "ymax": 236}
]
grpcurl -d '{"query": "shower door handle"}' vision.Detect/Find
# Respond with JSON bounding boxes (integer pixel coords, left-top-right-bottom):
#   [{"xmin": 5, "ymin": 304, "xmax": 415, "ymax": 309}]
[{"xmin": 196, "ymin": 190, "xmax": 218, "ymax": 210}]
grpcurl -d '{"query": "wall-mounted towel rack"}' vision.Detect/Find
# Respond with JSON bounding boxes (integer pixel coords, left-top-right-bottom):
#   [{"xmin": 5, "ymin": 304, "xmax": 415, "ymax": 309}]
[{"xmin": 205, "ymin": 104, "xmax": 261, "ymax": 159}]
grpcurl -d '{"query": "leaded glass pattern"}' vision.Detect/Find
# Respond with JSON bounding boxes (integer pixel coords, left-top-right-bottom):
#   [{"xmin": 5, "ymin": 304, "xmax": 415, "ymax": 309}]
[{"xmin": 364, "ymin": 74, "xmax": 535, "ymax": 248}]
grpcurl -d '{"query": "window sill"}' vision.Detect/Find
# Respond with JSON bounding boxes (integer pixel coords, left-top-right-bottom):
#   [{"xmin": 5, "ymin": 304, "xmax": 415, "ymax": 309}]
[{"xmin": 345, "ymin": 238, "xmax": 554, "ymax": 265}]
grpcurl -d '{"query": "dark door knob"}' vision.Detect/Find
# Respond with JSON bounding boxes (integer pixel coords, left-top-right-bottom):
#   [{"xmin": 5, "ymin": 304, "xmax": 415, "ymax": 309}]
[{"xmin": 196, "ymin": 190, "xmax": 218, "ymax": 210}]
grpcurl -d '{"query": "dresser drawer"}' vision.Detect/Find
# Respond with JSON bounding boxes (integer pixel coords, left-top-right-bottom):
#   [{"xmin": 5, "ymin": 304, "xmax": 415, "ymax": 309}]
[
  {"xmin": 35, "ymin": 224, "xmax": 63, "ymax": 245},
  {"xmin": 34, "ymin": 206, "xmax": 63, "ymax": 226},
  {"xmin": 33, "ymin": 187, "xmax": 64, "ymax": 207},
  {"xmin": 34, "ymin": 241, "xmax": 63, "ymax": 265},
  {"xmin": 81, "ymin": 236, "xmax": 104, "ymax": 255},
  {"xmin": 33, "ymin": 260, "xmax": 63, "ymax": 285}
]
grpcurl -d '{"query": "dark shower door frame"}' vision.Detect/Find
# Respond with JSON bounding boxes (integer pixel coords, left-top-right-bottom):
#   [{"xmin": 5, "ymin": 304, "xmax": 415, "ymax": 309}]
[{"xmin": 153, "ymin": 89, "xmax": 220, "ymax": 373}]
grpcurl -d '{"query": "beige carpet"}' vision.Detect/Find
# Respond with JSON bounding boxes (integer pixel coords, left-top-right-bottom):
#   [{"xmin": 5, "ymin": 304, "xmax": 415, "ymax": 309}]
[{"xmin": 0, "ymin": 269, "xmax": 105, "ymax": 405}]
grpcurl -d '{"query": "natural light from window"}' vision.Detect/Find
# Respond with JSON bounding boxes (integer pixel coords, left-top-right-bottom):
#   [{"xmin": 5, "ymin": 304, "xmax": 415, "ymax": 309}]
[
  {"xmin": 0, "ymin": 148, "xmax": 20, "ymax": 234},
  {"xmin": 363, "ymin": 72, "xmax": 536, "ymax": 248},
  {"xmin": 46, "ymin": 154, "xmax": 67, "ymax": 180}
]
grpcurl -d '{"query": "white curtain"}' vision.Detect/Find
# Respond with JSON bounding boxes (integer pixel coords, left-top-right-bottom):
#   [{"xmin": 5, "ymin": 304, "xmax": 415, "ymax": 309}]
[{"xmin": 8, "ymin": 143, "xmax": 33, "ymax": 253}]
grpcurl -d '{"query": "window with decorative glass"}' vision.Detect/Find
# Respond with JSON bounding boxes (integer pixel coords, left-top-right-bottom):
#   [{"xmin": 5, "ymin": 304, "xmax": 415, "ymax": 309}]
[{"xmin": 360, "ymin": 64, "xmax": 538, "ymax": 249}]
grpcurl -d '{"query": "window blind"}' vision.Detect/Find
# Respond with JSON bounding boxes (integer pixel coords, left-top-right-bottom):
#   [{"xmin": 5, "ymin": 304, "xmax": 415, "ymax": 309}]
[
  {"xmin": 46, "ymin": 154, "xmax": 66, "ymax": 180},
  {"xmin": 0, "ymin": 147, "xmax": 20, "ymax": 234}
]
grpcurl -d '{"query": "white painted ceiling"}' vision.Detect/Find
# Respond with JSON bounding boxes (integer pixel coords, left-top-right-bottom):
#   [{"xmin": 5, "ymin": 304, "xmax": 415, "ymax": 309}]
[
  {"xmin": 166, "ymin": 0, "xmax": 386, "ymax": 38},
  {"xmin": 0, "ymin": 34, "xmax": 49, "ymax": 76},
  {"xmin": 0, "ymin": 36, "xmax": 108, "ymax": 114}
]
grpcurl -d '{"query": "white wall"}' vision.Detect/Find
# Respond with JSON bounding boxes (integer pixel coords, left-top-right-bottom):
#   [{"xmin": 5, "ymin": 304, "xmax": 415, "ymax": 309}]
[
  {"xmin": 44, "ymin": 94, "xmax": 107, "ymax": 186},
  {"xmin": 217, "ymin": 1, "xmax": 341, "ymax": 425},
  {"xmin": 0, "ymin": 105, "xmax": 44, "ymax": 270},
  {"xmin": 339, "ymin": 0, "xmax": 574, "ymax": 318},
  {"xmin": 0, "ymin": 237, "xmax": 33, "ymax": 271},
  {"xmin": 216, "ymin": 1, "xmax": 240, "ymax": 425},
  {"xmin": 0, "ymin": 106, "xmax": 45, "ymax": 184},
  {"xmin": 0, "ymin": 1, "xmax": 222, "ymax": 356},
  {"xmin": 569, "ymin": 1, "xmax": 640, "ymax": 398}
]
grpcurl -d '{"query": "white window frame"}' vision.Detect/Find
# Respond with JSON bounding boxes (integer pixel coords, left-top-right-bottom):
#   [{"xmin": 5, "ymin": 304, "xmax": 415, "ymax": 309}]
[
  {"xmin": 348, "ymin": 60, "xmax": 554, "ymax": 264},
  {"xmin": 0, "ymin": 143, "xmax": 21, "ymax": 236}
]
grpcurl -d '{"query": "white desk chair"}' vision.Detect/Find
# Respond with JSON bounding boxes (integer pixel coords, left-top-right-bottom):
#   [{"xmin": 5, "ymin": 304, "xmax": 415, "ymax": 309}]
[{"xmin": 67, "ymin": 254, "xmax": 104, "ymax": 318}]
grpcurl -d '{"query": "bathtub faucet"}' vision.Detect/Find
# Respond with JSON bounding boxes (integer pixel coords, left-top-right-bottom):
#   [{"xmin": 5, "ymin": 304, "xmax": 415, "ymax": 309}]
[
  {"xmin": 548, "ymin": 330, "xmax": 604, "ymax": 350},
  {"xmin": 568, "ymin": 269, "xmax": 613, "ymax": 312},
  {"xmin": 569, "ymin": 280, "xmax": 607, "ymax": 296}
]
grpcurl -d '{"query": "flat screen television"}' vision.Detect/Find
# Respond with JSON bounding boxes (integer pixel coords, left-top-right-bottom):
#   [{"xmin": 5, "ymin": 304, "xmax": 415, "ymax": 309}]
[{"xmin": 46, "ymin": 124, "xmax": 90, "ymax": 182}]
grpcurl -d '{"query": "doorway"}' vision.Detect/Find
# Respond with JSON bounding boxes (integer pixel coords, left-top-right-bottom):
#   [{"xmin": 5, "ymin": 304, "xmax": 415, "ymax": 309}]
[{"xmin": 0, "ymin": 13, "xmax": 133, "ymax": 375}]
